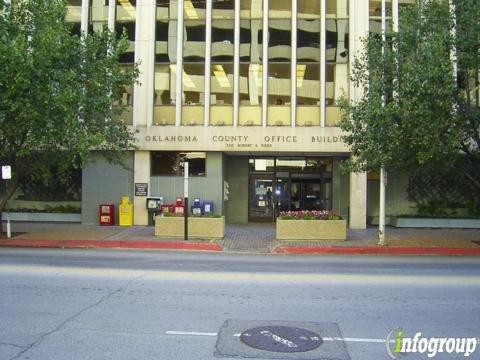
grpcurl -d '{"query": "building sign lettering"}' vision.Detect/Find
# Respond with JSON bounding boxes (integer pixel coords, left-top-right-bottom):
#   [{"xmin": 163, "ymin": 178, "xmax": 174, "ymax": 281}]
[
  {"xmin": 142, "ymin": 131, "xmax": 347, "ymax": 151},
  {"xmin": 144, "ymin": 135, "xmax": 198, "ymax": 142},
  {"xmin": 311, "ymin": 136, "xmax": 343, "ymax": 143}
]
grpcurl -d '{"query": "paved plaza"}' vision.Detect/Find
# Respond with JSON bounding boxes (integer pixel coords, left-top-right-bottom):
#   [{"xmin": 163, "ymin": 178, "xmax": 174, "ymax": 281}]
[{"xmin": 1, "ymin": 221, "xmax": 479, "ymax": 254}]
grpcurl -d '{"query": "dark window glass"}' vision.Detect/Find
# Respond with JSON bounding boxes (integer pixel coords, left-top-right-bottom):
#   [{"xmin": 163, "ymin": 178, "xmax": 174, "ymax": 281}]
[
  {"xmin": 326, "ymin": 19, "xmax": 349, "ymax": 63},
  {"xmin": 184, "ymin": 20, "xmax": 206, "ymax": 62},
  {"xmin": 151, "ymin": 152, "xmax": 178, "ymax": 175},
  {"xmin": 268, "ymin": 19, "xmax": 291, "ymax": 62},
  {"xmin": 151, "ymin": 152, "xmax": 206, "ymax": 176},
  {"xmin": 180, "ymin": 153, "xmax": 206, "ymax": 176},
  {"xmin": 240, "ymin": 20, "xmax": 263, "ymax": 62},
  {"xmin": 211, "ymin": 20, "xmax": 234, "ymax": 62}
]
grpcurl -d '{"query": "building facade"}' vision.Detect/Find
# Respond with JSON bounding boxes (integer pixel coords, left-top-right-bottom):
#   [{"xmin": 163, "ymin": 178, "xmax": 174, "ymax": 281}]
[{"xmin": 70, "ymin": 0, "xmax": 408, "ymax": 228}]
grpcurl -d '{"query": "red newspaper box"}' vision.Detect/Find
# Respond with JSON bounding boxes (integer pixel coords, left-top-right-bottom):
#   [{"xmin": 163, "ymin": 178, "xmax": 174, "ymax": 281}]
[
  {"xmin": 160, "ymin": 204, "xmax": 174, "ymax": 214},
  {"xmin": 99, "ymin": 204, "xmax": 115, "ymax": 226},
  {"xmin": 174, "ymin": 198, "xmax": 184, "ymax": 214}
]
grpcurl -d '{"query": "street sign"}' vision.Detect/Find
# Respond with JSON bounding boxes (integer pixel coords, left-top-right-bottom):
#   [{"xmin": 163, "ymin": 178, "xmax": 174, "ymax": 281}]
[{"xmin": 2, "ymin": 166, "xmax": 11, "ymax": 180}]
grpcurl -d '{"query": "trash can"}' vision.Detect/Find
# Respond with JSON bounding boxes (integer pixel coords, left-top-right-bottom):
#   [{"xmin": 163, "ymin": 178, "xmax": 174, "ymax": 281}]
[{"xmin": 99, "ymin": 204, "xmax": 115, "ymax": 226}]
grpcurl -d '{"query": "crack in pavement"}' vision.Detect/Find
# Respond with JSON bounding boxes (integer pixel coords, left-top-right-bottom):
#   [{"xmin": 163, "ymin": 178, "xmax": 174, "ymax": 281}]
[
  {"xmin": 8, "ymin": 272, "xmax": 149, "ymax": 360},
  {"xmin": 0, "ymin": 343, "xmax": 24, "ymax": 349}
]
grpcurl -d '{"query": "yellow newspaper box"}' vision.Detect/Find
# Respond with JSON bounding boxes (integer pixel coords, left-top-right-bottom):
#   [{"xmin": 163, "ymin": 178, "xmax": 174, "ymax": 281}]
[{"xmin": 119, "ymin": 196, "xmax": 133, "ymax": 226}]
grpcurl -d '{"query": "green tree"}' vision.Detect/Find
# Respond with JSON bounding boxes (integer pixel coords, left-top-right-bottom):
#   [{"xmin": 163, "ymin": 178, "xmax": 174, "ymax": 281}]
[
  {"xmin": 340, "ymin": 0, "xmax": 479, "ymax": 214},
  {"xmin": 0, "ymin": 0, "xmax": 138, "ymax": 222}
]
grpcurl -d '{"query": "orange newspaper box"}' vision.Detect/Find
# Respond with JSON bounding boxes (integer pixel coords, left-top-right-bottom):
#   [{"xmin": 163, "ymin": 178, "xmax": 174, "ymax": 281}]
[{"xmin": 99, "ymin": 204, "xmax": 115, "ymax": 226}]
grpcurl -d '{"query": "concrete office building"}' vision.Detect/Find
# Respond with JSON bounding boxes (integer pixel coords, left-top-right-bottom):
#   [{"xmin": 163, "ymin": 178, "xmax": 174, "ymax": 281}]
[{"xmin": 68, "ymin": 0, "xmax": 409, "ymax": 227}]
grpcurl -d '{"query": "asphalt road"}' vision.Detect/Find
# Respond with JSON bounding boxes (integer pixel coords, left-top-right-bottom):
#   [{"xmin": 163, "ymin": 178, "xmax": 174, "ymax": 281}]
[{"xmin": 0, "ymin": 248, "xmax": 479, "ymax": 360}]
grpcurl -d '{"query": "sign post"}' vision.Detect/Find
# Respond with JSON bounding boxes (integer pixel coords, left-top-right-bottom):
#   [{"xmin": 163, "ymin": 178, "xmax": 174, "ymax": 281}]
[
  {"xmin": 2, "ymin": 166, "xmax": 12, "ymax": 238},
  {"xmin": 183, "ymin": 162, "xmax": 189, "ymax": 241}
]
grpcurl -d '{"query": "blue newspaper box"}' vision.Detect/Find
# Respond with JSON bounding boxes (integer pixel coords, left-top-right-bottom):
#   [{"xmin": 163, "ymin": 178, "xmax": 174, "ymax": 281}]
[
  {"xmin": 191, "ymin": 198, "xmax": 202, "ymax": 215},
  {"xmin": 202, "ymin": 200, "xmax": 214, "ymax": 215}
]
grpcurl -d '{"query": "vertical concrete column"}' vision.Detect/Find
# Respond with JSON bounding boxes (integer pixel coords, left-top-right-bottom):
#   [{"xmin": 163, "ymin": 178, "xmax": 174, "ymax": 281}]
[
  {"xmin": 262, "ymin": 0, "xmax": 269, "ymax": 127},
  {"xmin": 393, "ymin": 0, "xmax": 399, "ymax": 32},
  {"xmin": 349, "ymin": 0, "xmax": 369, "ymax": 102},
  {"xmin": 233, "ymin": 0, "xmax": 240, "ymax": 127},
  {"xmin": 81, "ymin": 0, "xmax": 89, "ymax": 34},
  {"xmin": 175, "ymin": 0, "xmax": 184, "ymax": 126},
  {"xmin": 133, "ymin": 0, "xmax": 156, "ymax": 127},
  {"xmin": 320, "ymin": 0, "xmax": 326, "ymax": 127},
  {"xmin": 346, "ymin": 0, "xmax": 369, "ymax": 230},
  {"xmin": 108, "ymin": 0, "xmax": 115, "ymax": 30},
  {"xmin": 204, "ymin": 0, "xmax": 212, "ymax": 127},
  {"xmin": 133, "ymin": 151, "xmax": 150, "ymax": 225},
  {"xmin": 349, "ymin": 171, "xmax": 367, "ymax": 229},
  {"xmin": 290, "ymin": 0, "xmax": 297, "ymax": 128}
]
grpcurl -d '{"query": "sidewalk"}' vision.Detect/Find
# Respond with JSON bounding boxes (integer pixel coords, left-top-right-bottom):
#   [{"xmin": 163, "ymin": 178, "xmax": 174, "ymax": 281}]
[{"xmin": 1, "ymin": 221, "xmax": 480, "ymax": 255}]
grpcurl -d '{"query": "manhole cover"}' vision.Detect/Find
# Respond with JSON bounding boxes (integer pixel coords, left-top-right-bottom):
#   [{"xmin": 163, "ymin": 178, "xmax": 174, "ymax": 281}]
[{"xmin": 240, "ymin": 326, "xmax": 322, "ymax": 353}]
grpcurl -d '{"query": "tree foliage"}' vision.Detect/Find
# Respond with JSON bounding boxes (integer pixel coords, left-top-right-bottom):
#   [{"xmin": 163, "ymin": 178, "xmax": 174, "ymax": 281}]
[
  {"xmin": 340, "ymin": 0, "xmax": 479, "ymax": 212},
  {"xmin": 0, "ymin": 0, "xmax": 138, "ymax": 212}
]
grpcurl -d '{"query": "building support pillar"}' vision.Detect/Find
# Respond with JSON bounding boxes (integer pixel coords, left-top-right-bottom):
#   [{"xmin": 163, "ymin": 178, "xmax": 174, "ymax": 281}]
[
  {"xmin": 290, "ymin": 0, "xmax": 297, "ymax": 128},
  {"xmin": 133, "ymin": 0, "xmax": 156, "ymax": 127},
  {"xmin": 320, "ymin": 0, "xmax": 326, "ymax": 127},
  {"xmin": 175, "ymin": 0, "xmax": 185, "ymax": 126},
  {"xmin": 262, "ymin": 0, "xmax": 269, "ymax": 127},
  {"xmin": 81, "ymin": 0, "xmax": 89, "ymax": 34},
  {"xmin": 233, "ymin": 0, "xmax": 240, "ymax": 127},
  {"xmin": 349, "ymin": 171, "xmax": 367, "ymax": 229},
  {"xmin": 204, "ymin": 0, "xmax": 212, "ymax": 127},
  {"xmin": 133, "ymin": 151, "xmax": 150, "ymax": 225}
]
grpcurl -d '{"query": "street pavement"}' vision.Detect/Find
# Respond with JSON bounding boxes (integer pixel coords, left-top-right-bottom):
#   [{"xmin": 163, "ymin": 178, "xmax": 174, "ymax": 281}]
[{"xmin": 0, "ymin": 248, "xmax": 479, "ymax": 360}]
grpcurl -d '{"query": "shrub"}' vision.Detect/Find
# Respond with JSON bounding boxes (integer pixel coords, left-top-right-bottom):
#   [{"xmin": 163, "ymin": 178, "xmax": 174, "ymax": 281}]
[{"xmin": 278, "ymin": 210, "xmax": 343, "ymax": 220}]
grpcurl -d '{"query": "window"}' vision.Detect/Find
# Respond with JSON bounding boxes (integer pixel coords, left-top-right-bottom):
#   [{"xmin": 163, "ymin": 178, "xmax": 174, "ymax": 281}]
[
  {"xmin": 213, "ymin": 0, "xmax": 234, "ymax": 19},
  {"xmin": 151, "ymin": 152, "xmax": 206, "ymax": 176},
  {"xmin": 66, "ymin": 0, "xmax": 83, "ymax": 36},
  {"xmin": 89, "ymin": 0, "xmax": 108, "ymax": 33},
  {"xmin": 116, "ymin": 0, "xmax": 136, "ymax": 63},
  {"xmin": 240, "ymin": 0, "xmax": 263, "ymax": 19}
]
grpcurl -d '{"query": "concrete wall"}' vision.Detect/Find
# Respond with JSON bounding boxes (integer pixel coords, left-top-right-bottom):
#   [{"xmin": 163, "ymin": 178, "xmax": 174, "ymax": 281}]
[
  {"xmin": 81, "ymin": 151, "xmax": 134, "ymax": 224},
  {"xmin": 149, "ymin": 152, "xmax": 224, "ymax": 215},
  {"xmin": 225, "ymin": 156, "xmax": 249, "ymax": 224},
  {"xmin": 367, "ymin": 171, "xmax": 417, "ymax": 218}
]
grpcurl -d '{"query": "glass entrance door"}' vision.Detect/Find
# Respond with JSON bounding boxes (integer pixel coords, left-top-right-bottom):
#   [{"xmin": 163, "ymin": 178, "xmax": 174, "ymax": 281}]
[{"xmin": 249, "ymin": 175, "xmax": 274, "ymax": 222}]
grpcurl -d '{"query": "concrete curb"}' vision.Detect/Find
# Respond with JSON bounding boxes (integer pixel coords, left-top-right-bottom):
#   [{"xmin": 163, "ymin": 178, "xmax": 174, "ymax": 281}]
[
  {"xmin": 0, "ymin": 238, "xmax": 223, "ymax": 252},
  {"xmin": 273, "ymin": 246, "xmax": 480, "ymax": 256}
]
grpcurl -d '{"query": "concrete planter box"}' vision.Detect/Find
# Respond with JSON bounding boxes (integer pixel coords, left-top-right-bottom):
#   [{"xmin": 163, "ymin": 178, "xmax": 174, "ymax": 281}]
[
  {"xmin": 5, "ymin": 212, "xmax": 81, "ymax": 222},
  {"xmin": 276, "ymin": 219, "xmax": 347, "ymax": 241},
  {"xmin": 390, "ymin": 217, "xmax": 480, "ymax": 229},
  {"xmin": 155, "ymin": 216, "xmax": 225, "ymax": 239}
]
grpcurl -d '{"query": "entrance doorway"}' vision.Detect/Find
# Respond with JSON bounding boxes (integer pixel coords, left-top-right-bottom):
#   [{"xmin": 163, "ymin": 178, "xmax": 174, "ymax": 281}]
[
  {"xmin": 248, "ymin": 157, "xmax": 333, "ymax": 223},
  {"xmin": 248, "ymin": 175, "xmax": 274, "ymax": 222},
  {"xmin": 276, "ymin": 175, "xmax": 332, "ymax": 213}
]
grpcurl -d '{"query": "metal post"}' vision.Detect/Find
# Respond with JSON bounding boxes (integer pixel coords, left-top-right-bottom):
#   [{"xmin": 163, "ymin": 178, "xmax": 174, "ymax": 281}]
[
  {"xmin": 378, "ymin": 167, "xmax": 386, "ymax": 245},
  {"xmin": 184, "ymin": 162, "xmax": 189, "ymax": 241},
  {"xmin": 4, "ymin": 180, "xmax": 11, "ymax": 239},
  {"xmin": 378, "ymin": 0, "xmax": 387, "ymax": 246}
]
